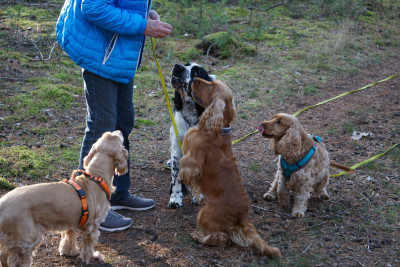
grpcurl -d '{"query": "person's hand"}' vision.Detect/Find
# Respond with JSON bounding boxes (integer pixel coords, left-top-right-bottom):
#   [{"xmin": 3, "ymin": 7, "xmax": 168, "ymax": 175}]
[
  {"xmin": 148, "ymin": 10, "xmax": 160, "ymax": 21},
  {"xmin": 144, "ymin": 11, "xmax": 172, "ymax": 38}
]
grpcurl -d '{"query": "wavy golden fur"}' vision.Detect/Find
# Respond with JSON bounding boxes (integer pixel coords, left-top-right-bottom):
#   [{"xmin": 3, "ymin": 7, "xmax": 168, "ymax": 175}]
[
  {"xmin": 260, "ymin": 113, "xmax": 353, "ymax": 218},
  {"xmin": 0, "ymin": 131, "xmax": 128, "ymax": 266},
  {"xmin": 178, "ymin": 78, "xmax": 280, "ymax": 258}
]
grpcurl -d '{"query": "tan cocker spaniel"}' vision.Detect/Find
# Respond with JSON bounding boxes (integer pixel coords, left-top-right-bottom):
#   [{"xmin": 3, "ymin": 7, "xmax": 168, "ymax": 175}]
[
  {"xmin": 259, "ymin": 113, "xmax": 353, "ymax": 218},
  {"xmin": 0, "ymin": 130, "xmax": 128, "ymax": 266},
  {"xmin": 178, "ymin": 78, "xmax": 281, "ymax": 258}
]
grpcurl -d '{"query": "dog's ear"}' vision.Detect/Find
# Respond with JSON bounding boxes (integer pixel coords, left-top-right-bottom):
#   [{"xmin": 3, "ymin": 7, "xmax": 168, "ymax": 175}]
[
  {"xmin": 83, "ymin": 146, "xmax": 97, "ymax": 168},
  {"xmin": 223, "ymin": 96, "xmax": 236, "ymax": 125},
  {"xmin": 199, "ymin": 98, "xmax": 225, "ymax": 136},
  {"xmin": 277, "ymin": 123, "xmax": 302, "ymax": 159},
  {"xmin": 114, "ymin": 148, "xmax": 129, "ymax": 176}
]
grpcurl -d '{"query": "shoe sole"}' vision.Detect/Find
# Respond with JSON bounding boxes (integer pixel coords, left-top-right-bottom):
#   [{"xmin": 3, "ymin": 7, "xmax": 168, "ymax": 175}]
[
  {"xmin": 98, "ymin": 220, "xmax": 133, "ymax": 232},
  {"xmin": 110, "ymin": 204, "xmax": 155, "ymax": 211}
]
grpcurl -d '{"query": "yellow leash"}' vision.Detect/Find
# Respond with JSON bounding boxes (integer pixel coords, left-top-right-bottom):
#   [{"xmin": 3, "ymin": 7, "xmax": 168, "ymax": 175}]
[
  {"xmin": 150, "ymin": 39, "xmax": 399, "ymax": 176},
  {"xmin": 151, "ymin": 37, "xmax": 182, "ymax": 151},
  {"xmin": 330, "ymin": 143, "xmax": 399, "ymax": 177},
  {"xmin": 232, "ymin": 73, "xmax": 400, "ymax": 144},
  {"xmin": 292, "ymin": 73, "xmax": 400, "ymax": 117},
  {"xmin": 231, "ymin": 74, "xmax": 400, "ymax": 177}
]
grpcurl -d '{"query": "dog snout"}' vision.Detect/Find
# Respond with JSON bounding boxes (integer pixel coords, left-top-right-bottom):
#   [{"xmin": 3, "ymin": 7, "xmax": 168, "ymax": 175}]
[
  {"xmin": 172, "ymin": 64, "xmax": 185, "ymax": 76},
  {"xmin": 171, "ymin": 76, "xmax": 179, "ymax": 86}
]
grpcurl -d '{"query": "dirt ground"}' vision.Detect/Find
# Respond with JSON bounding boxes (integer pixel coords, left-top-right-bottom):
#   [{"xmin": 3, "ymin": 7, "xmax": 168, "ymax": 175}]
[{"xmin": 7, "ymin": 51, "xmax": 394, "ymax": 267}]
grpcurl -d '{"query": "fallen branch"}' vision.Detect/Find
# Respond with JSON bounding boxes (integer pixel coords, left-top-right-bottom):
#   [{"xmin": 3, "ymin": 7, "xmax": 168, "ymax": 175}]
[{"xmin": 30, "ymin": 36, "xmax": 58, "ymax": 62}]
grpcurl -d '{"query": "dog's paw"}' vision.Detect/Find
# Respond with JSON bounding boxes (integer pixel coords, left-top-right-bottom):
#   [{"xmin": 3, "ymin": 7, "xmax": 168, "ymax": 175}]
[
  {"xmin": 277, "ymin": 198, "xmax": 290, "ymax": 208},
  {"xmin": 179, "ymin": 167, "xmax": 200, "ymax": 183},
  {"xmin": 319, "ymin": 194, "xmax": 330, "ymax": 200},
  {"xmin": 191, "ymin": 231, "xmax": 205, "ymax": 244},
  {"xmin": 263, "ymin": 192, "xmax": 276, "ymax": 201},
  {"xmin": 59, "ymin": 245, "xmax": 79, "ymax": 256},
  {"xmin": 291, "ymin": 210, "xmax": 305, "ymax": 218},
  {"xmin": 168, "ymin": 200, "xmax": 183, "ymax": 209},
  {"xmin": 80, "ymin": 251, "xmax": 104, "ymax": 264}
]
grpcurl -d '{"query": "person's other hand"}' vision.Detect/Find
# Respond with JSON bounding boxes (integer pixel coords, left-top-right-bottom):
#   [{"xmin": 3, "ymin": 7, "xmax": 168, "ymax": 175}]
[{"xmin": 144, "ymin": 12, "xmax": 172, "ymax": 38}]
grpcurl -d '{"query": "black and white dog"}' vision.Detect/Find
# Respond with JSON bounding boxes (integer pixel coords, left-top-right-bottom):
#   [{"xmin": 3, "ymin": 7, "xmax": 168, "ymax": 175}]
[{"xmin": 168, "ymin": 63, "xmax": 216, "ymax": 208}]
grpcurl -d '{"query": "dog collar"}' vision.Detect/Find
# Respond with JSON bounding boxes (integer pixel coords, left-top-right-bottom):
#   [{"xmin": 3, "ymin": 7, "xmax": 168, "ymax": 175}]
[
  {"xmin": 70, "ymin": 169, "xmax": 111, "ymax": 200},
  {"xmin": 221, "ymin": 125, "xmax": 231, "ymax": 135},
  {"xmin": 280, "ymin": 135, "xmax": 321, "ymax": 179}
]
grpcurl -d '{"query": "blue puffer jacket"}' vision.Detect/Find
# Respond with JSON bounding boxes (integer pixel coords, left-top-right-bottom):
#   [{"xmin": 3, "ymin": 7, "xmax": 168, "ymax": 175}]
[{"xmin": 56, "ymin": 0, "xmax": 151, "ymax": 83}]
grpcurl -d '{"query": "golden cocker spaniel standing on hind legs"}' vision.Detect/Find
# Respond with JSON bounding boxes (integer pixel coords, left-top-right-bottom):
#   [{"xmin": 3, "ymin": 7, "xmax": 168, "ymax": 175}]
[
  {"xmin": 178, "ymin": 78, "xmax": 281, "ymax": 259},
  {"xmin": 0, "ymin": 130, "xmax": 128, "ymax": 267},
  {"xmin": 258, "ymin": 113, "xmax": 354, "ymax": 218}
]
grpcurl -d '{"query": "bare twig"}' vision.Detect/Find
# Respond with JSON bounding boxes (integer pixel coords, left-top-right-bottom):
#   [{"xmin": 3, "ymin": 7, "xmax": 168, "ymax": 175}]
[
  {"xmin": 248, "ymin": 1, "xmax": 287, "ymax": 12},
  {"xmin": 30, "ymin": 36, "xmax": 58, "ymax": 61},
  {"xmin": 347, "ymin": 257, "xmax": 366, "ymax": 267},
  {"xmin": 302, "ymin": 244, "xmax": 312, "ymax": 253},
  {"xmin": 295, "ymin": 221, "xmax": 329, "ymax": 233},
  {"xmin": 0, "ymin": 77, "xmax": 23, "ymax": 81},
  {"xmin": 30, "ymin": 35, "xmax": 44, "ymax": 61},
  {"xmin": 0, "ymin": 2, "xmax": 60, "ymax": 7},
  {"xmin": 251, "ymin": 205, "xmax": 291, "ymax": 218},
  {"xmin": 45, "ymin": 42, "xmax": 58, "ymax": 61},
  {"xmin": 205, "ymin": 43, "xmax": 215, "ymax": 62}
]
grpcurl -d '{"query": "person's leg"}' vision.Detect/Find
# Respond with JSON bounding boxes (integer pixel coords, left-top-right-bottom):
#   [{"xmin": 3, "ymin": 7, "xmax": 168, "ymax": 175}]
[
  {"xmin": 110, "ymin": 79, "xmax": 135, "ymax": 201},
  {"xmin": 79, "ymin": 69, "xmax": 118, "ymax": 170},
  {"xmin": 110, "ymin": 79, "xmax": 155, "ymax": 210},
  {"xmin": 79, "ymin": 70, "xmax": 132, "ymax": 232}
]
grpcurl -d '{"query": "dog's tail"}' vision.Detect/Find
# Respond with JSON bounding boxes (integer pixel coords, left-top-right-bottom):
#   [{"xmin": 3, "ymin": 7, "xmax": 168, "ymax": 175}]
[
  {"xmin": 230, "ymin": 218, "xmax": 280, "ymax": 259},
  {"xmin": 330, "ymin": 160, "xmax": 354, "ymax": 174}
]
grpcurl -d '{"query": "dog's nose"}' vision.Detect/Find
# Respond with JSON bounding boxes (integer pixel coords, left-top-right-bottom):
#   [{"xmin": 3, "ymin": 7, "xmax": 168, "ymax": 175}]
[
  {"xmin": 257, "ymin": 124, "xmax": 264, "ymax": 133},
  {"xmin": 174, "ymin": 64, "xmax": 184, "ymax": 71}
]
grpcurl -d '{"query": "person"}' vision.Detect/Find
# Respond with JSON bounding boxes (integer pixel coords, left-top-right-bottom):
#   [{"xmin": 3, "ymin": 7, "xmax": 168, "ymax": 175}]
[{"xmin": 56, "ymin": 0, "xmax": 172, "ymax": 232}]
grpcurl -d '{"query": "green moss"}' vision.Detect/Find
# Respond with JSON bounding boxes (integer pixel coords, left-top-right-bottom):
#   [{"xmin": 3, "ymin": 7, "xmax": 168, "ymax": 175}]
[
  {"xmin": 198, "ymin": 31, "xmax": 256, "ymax": 59},
  {"xmin": 0, "ymin": 177, "xmax": 15, "ymax": 190},
  {"xmin": 176, "ymin": 47, "xmax": 202, "ymax": 62}
]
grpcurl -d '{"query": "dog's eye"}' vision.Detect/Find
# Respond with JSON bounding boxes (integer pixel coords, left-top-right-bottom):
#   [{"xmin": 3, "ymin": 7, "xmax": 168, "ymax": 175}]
[{"xmin": 276, "ymin": 120, "xmax": 281, "ymax": 125}]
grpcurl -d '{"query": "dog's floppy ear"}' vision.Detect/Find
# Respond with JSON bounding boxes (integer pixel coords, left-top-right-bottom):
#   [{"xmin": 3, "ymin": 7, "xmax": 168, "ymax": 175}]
[
  {"xmin": 83, "ymin": 145, "xmax": 97, "ymax": 168},
  {"xmin": 114, "ymin": 148, "xmax": 129, "ymax": 176},
  {"xmin": 277, "ymin": 123, "xmax": 302, "ymax": 159},
  {"xmin": 199, "ymin": 97, "xmax": 225, "ymax": 136}
]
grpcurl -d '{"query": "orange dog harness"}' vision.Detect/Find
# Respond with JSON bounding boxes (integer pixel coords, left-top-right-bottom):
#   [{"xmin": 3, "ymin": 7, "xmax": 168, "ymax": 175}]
[
  {"xmin": 62, "ymin": 170, "xmax": 111, "ymax": 228},
  {"xmin": 70, "ymin": 170, "xmax": 111, "ymax": 200},
  {"xmin": 62, "ymin": 179, "xmax": 89, "ymax": 228}
]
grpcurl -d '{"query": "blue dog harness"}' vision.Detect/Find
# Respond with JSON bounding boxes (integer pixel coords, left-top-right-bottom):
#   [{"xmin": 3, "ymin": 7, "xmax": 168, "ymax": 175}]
[{"xmin": 280, "ymin": 135, "xmax": 322, "ymax": 179}]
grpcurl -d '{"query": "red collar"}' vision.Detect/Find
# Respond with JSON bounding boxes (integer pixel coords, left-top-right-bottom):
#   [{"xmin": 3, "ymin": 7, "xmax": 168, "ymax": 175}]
[{"xmin": 70, "ymin": 169, "xmax": 111, "ymax": 200}]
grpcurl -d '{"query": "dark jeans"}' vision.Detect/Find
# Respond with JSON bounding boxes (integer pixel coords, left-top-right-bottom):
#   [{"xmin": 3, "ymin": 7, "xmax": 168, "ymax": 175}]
[{"xmin": 79, "ymin": 69, "xmax": 134, "ymax": 201}]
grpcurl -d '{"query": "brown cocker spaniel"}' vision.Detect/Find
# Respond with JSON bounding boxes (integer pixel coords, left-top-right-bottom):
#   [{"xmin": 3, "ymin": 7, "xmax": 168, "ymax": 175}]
[
  {"xmin": 259, "ymin": 113, "xmax": 353, "ymax": 218},
  {"xmin": 178, "ymin": 78, "xmax": 280, "ymax": 258},
  {"xmin": 0, "ymin": 130, "xmax": 128, "ymax": 266}
]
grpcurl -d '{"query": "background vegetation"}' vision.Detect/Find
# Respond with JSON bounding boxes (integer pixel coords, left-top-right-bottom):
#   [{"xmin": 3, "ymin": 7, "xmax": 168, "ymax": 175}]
[{"xmin": 0, "ymin": 0, "xmax": 399, "ymax": 266}]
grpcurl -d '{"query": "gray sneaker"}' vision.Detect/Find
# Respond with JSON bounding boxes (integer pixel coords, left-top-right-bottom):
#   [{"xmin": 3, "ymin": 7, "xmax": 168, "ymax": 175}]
[
  {"xmin": 110, "ymin": 193, "xmax": 155, "ymax": 211},
  {"xmin": 99, "ymin": 210, "xmax": 132, "ymax": 232}
]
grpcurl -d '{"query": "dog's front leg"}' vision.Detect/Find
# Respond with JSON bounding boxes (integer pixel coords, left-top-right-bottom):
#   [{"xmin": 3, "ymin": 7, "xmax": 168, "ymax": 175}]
[
  {"xmin": 291, "ymin": 184, "xmax": 312, "ymax": 218},
  {"xmin": 168, "ymin": 144, "xmax": 184, "ymax": 209},
  {"xmin": 277, "ymin": 175, "xmax": 290, "ymax": 209},
  {"xmin": 59, "ymin": 229, "xmax": 79, "ymax": 256},
  {"xmin": 178, "ymin": 150, "xmax": 205, "ymax": 186},
  {"xmin": 263, "ymin": 169, "xmax": 280, "ymax": 201},
  {"xmin": 79, "ymin": 226, "xmax": 104, "ymax": 264}
]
